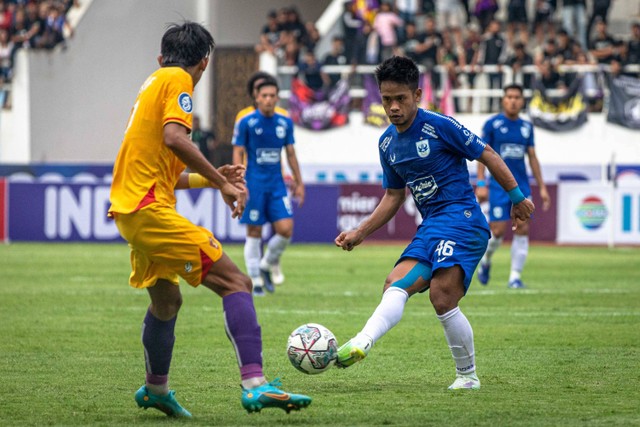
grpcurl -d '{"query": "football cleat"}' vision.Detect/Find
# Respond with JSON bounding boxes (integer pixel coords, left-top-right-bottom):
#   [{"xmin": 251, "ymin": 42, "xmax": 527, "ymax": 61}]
[
  {"xmin": 241, "ymin": 379, "xmax": 311, "ymax": 413},
  {"xmin": 477, "ymin": 262, "xmax": 490, "ymax": 285},
  {"xmin": 508, "ymin": 279, "xmax": 526, "ymax": 289},
  {"xmin": 259, "ymin": 268, "xmax": 275, "ymax": 293},
  {"xmin": 270, "ymin": 264, "xmax": 285, "ymax": 285},
  {"xmin": 335, "ymin": 334, "xmax": 372, "ymax": 368},
  {"xmin": 448, "ymin": 373, "xmax": 481, "ymax": 390},
  {"xmin": 251, "ymin": 277, "xmax": 266, "ymax": 297},
  {"xmin": 134, "ymin": 385, "xmax": 192, "ymax": 417}
]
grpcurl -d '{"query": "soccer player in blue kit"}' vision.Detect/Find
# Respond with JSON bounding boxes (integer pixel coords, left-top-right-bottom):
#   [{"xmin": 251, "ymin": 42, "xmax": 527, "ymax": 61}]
[
  {"xmin": 334, "ymin": 56, "xmax": 534, "ymax": 390},
  {"xmin": 232, "ymin": 77, "xmax": 305, "ymax": 296},
  {"xmin": 475, "ymin": 83, "xmax": 550, "ymax": 289}
]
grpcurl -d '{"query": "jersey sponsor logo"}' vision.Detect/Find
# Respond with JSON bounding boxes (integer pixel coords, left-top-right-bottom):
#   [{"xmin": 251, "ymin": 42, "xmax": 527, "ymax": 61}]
[
  {"xmin": 493, "ymin": 119, "xmax": 503, "ymax": 129},
  {"xmin": 408, "ymin": 175, "xmax": 438, "ymax": 203},
  {"xmin": 421, "ymin": 123, "xmax": 439, "ymax": 138},
  {"xmin": 380, "ymin": 135, "xmax": 392, "ymax": 152},
  {"xmin": 416, "ymin": 140, "xmax": 430, "ymax": 158},
  {"xmin": 276, "ymin": 126, "xmax": 286, "ymax": 139},
  {"xmin": 256, "ymin": 148, "xmax": 281, "ymax": 164},
  {"xmin": 500, "ymin": 143, "xmax": 526, "ymax": 159},
  {"xmin": 521, "ymin": 123, "xmax": 531, "ymax": 139},
  {"xmin": 178, "ymin": 93, "xmax": 193, "ymax": 113},
  {"xmin": 248, "ymin": 117, "xmax": 259, "ymax": 127}
]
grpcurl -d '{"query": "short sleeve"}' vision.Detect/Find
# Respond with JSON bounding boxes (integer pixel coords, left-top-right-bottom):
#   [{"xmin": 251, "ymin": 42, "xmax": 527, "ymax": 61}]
[
  {"xmin": 380, "ymin": 150, "xmax": 405, "ymax": 189},
  {"xmin": 438, "ymin": 117, "xmax": 486, "ymax": 161},
  {"xmin": 162, "ymin": 73, "xmax": 193, "ymax": 131}
]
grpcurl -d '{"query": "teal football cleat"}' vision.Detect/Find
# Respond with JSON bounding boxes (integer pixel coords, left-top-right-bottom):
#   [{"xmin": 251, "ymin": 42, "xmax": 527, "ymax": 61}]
[
  {"xmin": 134, "ymin": 385, "xmax": 192, "ymax": 418},
  {"xmin": 448, "ymin": 373, "xmax": 481, "ymax": 390},
  {"xmin": 241, "ymin": 379, "xmax": 311, "ymax": 413},
  {"xmin": 335, "ymin": 334, "xmax": 372, "ymax": 368}
]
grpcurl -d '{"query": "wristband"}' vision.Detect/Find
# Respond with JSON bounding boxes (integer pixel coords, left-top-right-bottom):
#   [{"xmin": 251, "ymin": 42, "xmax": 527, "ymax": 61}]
[
  {"xmin": 508, "ymin": 186, "xmax": 526, "ymax": 204},
  {"xmin": 188, "ymin": 173, "xmax": 210, "ymax": 189},
  {"xmin": 476, "ymin": 180, "xmax": 486, "ymax": 188}
]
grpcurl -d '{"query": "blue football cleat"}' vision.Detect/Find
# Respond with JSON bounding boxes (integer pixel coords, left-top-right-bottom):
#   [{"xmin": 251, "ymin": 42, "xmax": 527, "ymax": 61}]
[
  {"xmin": 508, "ymin": 279, "xmax": 526, "ymax": 289},
  {"xmin": 134, "ymin": 385, "xmax": 192, "ymax": 418},
  {"xmin": 477, "ymin": 262, "xmax": 490, "ymax": 285},
  {"xmin": 241, "ymin": 379, "xmax": 311, "ymax": 413},
  {"xmin": 260, "ymin": 268, "xmax": 275, "ymax": 293}
]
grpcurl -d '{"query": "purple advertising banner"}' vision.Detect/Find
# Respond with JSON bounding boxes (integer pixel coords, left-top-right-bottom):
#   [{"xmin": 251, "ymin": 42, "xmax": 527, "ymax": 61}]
[{"xmin": 6, "ymin": 182, "xmax": 556, "ymax": 243}]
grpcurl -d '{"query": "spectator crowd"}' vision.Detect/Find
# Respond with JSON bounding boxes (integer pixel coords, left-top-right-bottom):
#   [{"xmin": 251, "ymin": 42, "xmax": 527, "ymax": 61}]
[
  {"xmin": 0, "ymin": 0, "xmax": 75, "ymax": 107},
  {"xmin": 255, "ymin": 0, "xmax": 640, "ymax": 113}
]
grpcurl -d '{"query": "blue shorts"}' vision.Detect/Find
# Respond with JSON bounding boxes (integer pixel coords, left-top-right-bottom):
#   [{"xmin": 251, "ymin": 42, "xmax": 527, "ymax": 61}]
[
  {"xmin": 240, "ymin": 186, "xmax": 293, "ymax": 226},
  {"xmin": 488, "ymin": 186, "xmax": 531, "ymax": 222},
  {"xmin": 398, "ymin": 203, "xmax": 490, "ymax": 292}
]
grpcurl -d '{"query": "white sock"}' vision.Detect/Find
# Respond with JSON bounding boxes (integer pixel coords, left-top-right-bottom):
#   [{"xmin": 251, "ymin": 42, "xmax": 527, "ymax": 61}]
[
  {"xmin": 437, "ymin": 307, "xmax": 476, "ymax": 375},
  {"xmin": 241, "ymin": 376, "xmax": 267, "ymax": 390},
  {"xmin": 482, "ymin": 236, "xmax": 503, "ymax": 266},
  {"xmin": 244, "ymin": 237, "xmax": 262, "ymax": 279},
  {"xmin": 360, "ymin": 287, "xmax": 409, "ymax": 344},
  {"xmin": 262, "ymin": 234, "xmax": 290, "ymax": 267},
  {"xmin": 146, "ymin": 383, "xmax": 169, "ymax": 396},
  {"xmin": 510, "ymin": 234, "xmax": 529, "ymax": 282}
]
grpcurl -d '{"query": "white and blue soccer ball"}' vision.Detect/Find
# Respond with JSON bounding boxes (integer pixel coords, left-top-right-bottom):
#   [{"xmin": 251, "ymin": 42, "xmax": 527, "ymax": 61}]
[{"xmin": 287, "ymin": 323, "xmax": 338, "ymax": 374}]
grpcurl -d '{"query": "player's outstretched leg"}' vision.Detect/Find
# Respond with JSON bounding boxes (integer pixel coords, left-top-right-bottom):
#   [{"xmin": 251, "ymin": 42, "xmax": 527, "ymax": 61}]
[
  {"xmin": 336, "ymin": 333, "xmax": 373, "ymax": 368},
  {"xmin": 241, "ymin": 379, "xmax": 312, "ymax": 413},
  {"xmin": 134, "ymin": 386, "xmax": 192, "ymax": 417}
]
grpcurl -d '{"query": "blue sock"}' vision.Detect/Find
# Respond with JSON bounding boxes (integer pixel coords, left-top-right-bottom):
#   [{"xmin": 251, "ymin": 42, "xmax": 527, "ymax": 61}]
[{"xmin": 142, "ymin": 309, "xmax": 176, "ymax": 390}]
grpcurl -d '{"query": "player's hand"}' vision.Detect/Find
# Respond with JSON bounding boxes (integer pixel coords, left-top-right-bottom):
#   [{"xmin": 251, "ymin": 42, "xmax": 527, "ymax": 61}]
[
  {"xmin": 540, "ymin": 187, "xmax": 551, "ymax": 211},
  {"xmin": 335, "ymin": 230, "xmax": 364, "ymax": 251},
  {"xmin": 511, "ymin": 198, "xmax": 535, "ymax": 231},
  {"xmin": 218, "ymin": 164, "xmax": 246, "ymax": 186},
  {"xmin": 293, "ymin": 183, "xmax": 305, "ymax": 208},
  {"xmin": 475, "ymin": 186, "xmax": 488, "ymax": 203},
  {"xmin": 220, "ymin": 182, "xmax": 247, "ymax": 219}
]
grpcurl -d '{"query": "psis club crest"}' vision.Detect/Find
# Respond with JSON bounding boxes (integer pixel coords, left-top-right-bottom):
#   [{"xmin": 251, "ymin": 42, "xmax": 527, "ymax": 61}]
[{"xmin": 416, "ymin": 140, "xmax": 430, "ymax": 158}]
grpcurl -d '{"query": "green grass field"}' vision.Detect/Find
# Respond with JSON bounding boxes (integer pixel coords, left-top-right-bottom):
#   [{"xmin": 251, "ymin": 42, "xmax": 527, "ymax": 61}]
[{"xmin": 1, "ymin": 242, "xmax": 639, "ymax": 426}]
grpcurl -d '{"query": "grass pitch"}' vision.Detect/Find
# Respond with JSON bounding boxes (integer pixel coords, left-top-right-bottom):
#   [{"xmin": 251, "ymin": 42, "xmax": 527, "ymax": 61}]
[{"xmin": 0, "ymin": 242, "xmax": 639, "ymax": 426}]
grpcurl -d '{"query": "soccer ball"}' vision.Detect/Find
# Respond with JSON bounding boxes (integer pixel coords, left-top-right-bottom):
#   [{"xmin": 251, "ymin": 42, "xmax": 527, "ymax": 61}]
[{"xmin": 287, "ymin": 323, "xmax": 338, "ymax": 374}]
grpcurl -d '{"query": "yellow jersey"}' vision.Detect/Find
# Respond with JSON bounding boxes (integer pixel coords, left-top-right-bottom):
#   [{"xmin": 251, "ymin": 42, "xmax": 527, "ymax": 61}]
[{"xmin": 109, "ymin": 67, "xmax": 194, "ymax": 214}]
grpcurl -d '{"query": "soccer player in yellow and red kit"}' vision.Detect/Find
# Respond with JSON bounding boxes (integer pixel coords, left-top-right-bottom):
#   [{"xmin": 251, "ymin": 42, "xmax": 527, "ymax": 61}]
[{"xmin": 109, "ymin": 21, "xmax": 310, "ymax": 418}]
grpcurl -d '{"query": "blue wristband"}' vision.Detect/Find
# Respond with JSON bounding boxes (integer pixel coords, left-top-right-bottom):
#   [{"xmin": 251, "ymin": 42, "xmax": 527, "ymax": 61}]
[
  {"xmin": 476, "ymin": 180, "xmax": 486, "ymax": 188},
  {"xmin": 508, "ymin": 187, "xmax": 526, "ymax": 204}
]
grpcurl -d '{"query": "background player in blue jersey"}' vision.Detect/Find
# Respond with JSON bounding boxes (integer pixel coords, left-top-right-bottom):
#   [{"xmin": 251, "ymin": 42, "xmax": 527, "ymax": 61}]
[
  {"xmin": 475, "ymin": 84, "xmax": 550, "ymax": 289},
  {"xmin": 232, "ymin": 77, "xmax": 304, "ymax": 296},
  {"xmin": 334, "ymin": 56, "xmax": 534, "ymax": 390}
]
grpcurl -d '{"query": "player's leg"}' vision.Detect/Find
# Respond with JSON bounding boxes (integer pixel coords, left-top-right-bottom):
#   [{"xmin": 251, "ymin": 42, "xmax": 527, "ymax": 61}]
[
  {"xmin": 477, "ymin": 196, "xmax": 510, "ymax": 285},
  {"xmin": 134, "ymin": 279, "xmax": 192, "ymax": 417},
  {"xmin": 260, "ymin": 190, "xmax": 294, "ymax": 287},
  {"xmin": 201, "ymin": 255, "xmax": 311, "ymax": 413},
  {"xmin": 429, "ymin": 266, "xmax": 480, "ymax": 390},
  {"xmin": 260, "ymin": 218, "xmax": 293, "ymax": 287},
  {"xmin": 245, "ymin": 225, "xmax": 266, "ymax": 296},
  {"xmin": 336, "ymin": 258, "xmax": 431, "ymax": 368},
  {"xmin": 508, "ymin": 222, "xmax": 530, "ymax": 289}
]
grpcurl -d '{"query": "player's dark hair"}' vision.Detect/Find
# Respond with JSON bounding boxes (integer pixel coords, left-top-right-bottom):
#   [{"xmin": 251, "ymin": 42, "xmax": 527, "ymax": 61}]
[
  {"xmin": 255, "ymin": 76, "xmax": 279, "ymax": 93},
  {"xmin": 374, "ymin": 56, "xmax": 419, "ymax": 91},
  {"xmin": 504, "ymin": 83, "xmax": 524, "ymax": 96},
  {"xmin": 246, "ymin": 71, "xmax": 274, "ymax": 97},
  {"xmin": 160, "ymin": 21, "xmax": 214, "ymax": 67}
]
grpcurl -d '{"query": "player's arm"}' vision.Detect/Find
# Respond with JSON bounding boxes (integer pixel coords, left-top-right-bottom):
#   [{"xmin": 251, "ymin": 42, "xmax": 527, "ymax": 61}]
[
  {"xmin": 175, "ymin": 165, "xmax": 245, "ymax": 190},
  {"xmin": 527, "ymin": 146, "xmax": 550, "ymax": 211},
  {"xmin": 232, "ymin": 146, "xmax": 246, "ymax": 166},
  {"xmin": 475, "ymin": 160, "xmax": 488, "ymax": 203},
  {"xmin": 335, "ymin": 188, "xmax": 406, "ymax": 251},
  {"xmin": 284, "ymin": 144, "xmax": 305, "ymax": 207},
  {"xmin": 164, "ymin": 122, "xmax": 246, "ymax": 218},
  {"xmin": 477, "ymin": 145, "xmax": 534, "ymax": 230}
]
